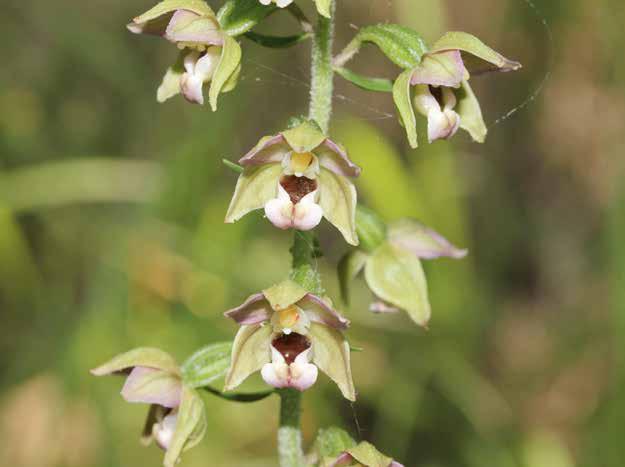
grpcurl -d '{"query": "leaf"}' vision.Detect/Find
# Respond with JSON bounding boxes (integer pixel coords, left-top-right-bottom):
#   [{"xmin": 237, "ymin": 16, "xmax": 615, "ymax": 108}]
[
  {"xmin": 217, "ymin": 0, "xmax": 276, "ymax": 36},
  {"xmin": 91, "ymin": 348, "xmax": 180, "ymax": 376},
  {"xmin": 181, "ymin": 342, "xmax": 233, "ymax": 388},
  {"xmin": 456, "ymin": 80, "xmax": 487, "ymax": 143},
  {"xmin": 335, "ymin": 67, "xmax": 394, "ymax": 93},
  {"xmin": 309, "ymin": 323, "xmax": 356, "ymax": 401},
  {"xmin": 244, "ymin": 31, "xmax": 311, "ymax": 48},
  {"xmin": 201, "ymin": 386, "xmax": 274, "ymax": 402},
  {"xmin": 315, "ymin": 426, "xmax": 357, "ymax": 459},
  {"xmin": 164, "ymin": 386, "xmax": 206, "ymax": 467},
  {"xmin": 346, "ymin": 24, "xmax": 428, "ymax": 70},
  {"xmin": 318, "ymin": 169, "xmax": 359, "ymax": 246},
  {"xmin": 347, "ymin": 441, "xmax": 394, "ymax": 467},
  {"xmin": 224, "ymin": 163, "xmax": 282, "ymax": 223},
  {"xmin": 338, "ymin": 250, "xmax": 368, "ymax": 305},
  {"xmin": 209, "ymin": 35, "xmax": 242, "ymax": 111},
  {"xmin": 355, "ymin": 204, "xmax": 388, "ymax": 253},
  {"xmin": 224, "ymin": 324, "xmax": 272, "ymax": 391},
  {"xmin": 392, "ymin": 69, "xmax": 418, "ymax": 148},
  {"xmin": 430, "ymin": 31, "xmax": 522, "ymax": 74},
  {"xmin": 364, "ymin": 242, "xmax": 431, "ymax": 327}
]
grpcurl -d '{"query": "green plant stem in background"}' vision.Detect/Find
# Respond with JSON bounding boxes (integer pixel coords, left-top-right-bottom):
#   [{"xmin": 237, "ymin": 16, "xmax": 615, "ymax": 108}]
[
  {"xmin": 308, "ymin": 0, "xmax": 336, "ymax": 134},
  {"xmin": 278, "ymin": 4, "xmax": 336, "ymax": 465}
]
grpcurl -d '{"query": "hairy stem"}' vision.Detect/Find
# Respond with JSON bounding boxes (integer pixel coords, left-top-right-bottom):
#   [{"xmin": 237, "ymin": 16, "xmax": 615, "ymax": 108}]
[
  {"xmin": 278, "ymin": 4, "xmax": 336, "ymax": 466},
  {"xmin": 309, "ymin": 1, "xmax": 336, "ymax": 134}
]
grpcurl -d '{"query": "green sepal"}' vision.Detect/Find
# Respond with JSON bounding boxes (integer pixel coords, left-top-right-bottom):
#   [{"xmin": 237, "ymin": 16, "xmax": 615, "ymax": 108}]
[
  {"xmin": 355, "ymin": 205, "xmax": 387, "ymax": 253},
  {"xmin": 201, "ymin": 386, "xmax": 274, "ymax": 402},
  {"xmin": 217, "ymin": 0, "xmax": 277, "ymax": 36},
  {"xmin": 309, "ymin": 322, "xmax": 356, "ymax": 401},
  {"xmin": 181, "ymin": 342, "xmax": 233, "ymax": 388},
  {"xmin": 224, "ymin": 324, "xmax": 273, "ymax": 391},
  {"xmin": 347, "ymin": 24, "xmax": 428, "ymax": 70},
  {"xmin": 282, "ymin": 120, "xmax": 326, "ymax": 152},
  {"xmin": 430, "ymin": 31, "xmax": 522, "ymax": 74},
  {"xmin": 338, "ymin": 250, "xmax": 369, "ymax": 305},
  {"xmin": 224, "ymin": 163, "xmax": 282, "ymax": 223},
  {"xmin": 244, "ymin": 31, "xmax": 311, "ymax": 48},
  {"xmin": 364, "ymin": 242, "xmax": 431, "ymax": 327},
  {"xmin": 318, "ymin": 169, "xmax": 359, "ymax": 246},
  {"xmin": 335, "ymin": 67, "xmax": 394, "ymax": 93},
  {"xmin": 132, "ymin": 0, "xmax": 216, "ymax": 25},
  {"xmin": 392, "ymin": 69, "xmax": 418, "ymax": 148},
  {"xmin": 346, "ymin": 441, "xmax": 394, "ymax": 467},
  {"xmin": 91, "ymin": 347, "xmax": 180, "ymax": 376},
  {"xmin": 157, "ymin": 51, "xmax": 186, "ymax": 103},
  {"xmin": 314, "ymin": 0, "xmax": 332, "ymax": 18},
  {"xmin": 456, "ymin": 80, "xmax": 487, "ymax": 143},
  {"xmin": 263, "ymin": 279, "xmax": 308, "ymax": 310},
  {"xmin": 163, "ymin": 386, "xmax": 207, "ymax": 467},
  {"xmin": 314, "ymin": 426, "xmax": 357, "ymax": 459},
  {"xmin": 209, "ymin": 35, "xmax": 242, "ymax": 111}
]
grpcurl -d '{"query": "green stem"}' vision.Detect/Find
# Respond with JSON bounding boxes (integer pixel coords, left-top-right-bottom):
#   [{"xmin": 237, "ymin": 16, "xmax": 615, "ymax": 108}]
[
  {"xmin": 278, "ymin": 4, "xmax": 336, "ymax": 466},
  {"xmin": 308, "ymin": 1, "xmax": 336, "ymax": 134}
]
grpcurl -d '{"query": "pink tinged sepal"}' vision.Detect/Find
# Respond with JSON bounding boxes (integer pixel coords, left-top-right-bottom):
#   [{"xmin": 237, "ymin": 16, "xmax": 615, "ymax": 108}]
[
  {"xmin": 388, "ymin": 219, "xmax": 468, "ymax": 260},
  {"xmin": 410, "ymin": 50, "xmax": 469, "ymax": 88},
  {"xmin": 370, "ymin": 300, "xmax": 400, "ymax": 314},
  {"xmin": 261, "ymin": 346, "xmax": 318, "ymax": 391},
  {"xmin": 224, "ymin": 293, "xmax": 272, "ymax": 325},
  {"xmin": 180, "ymin": 48, "xmax": 221, "ymax": 105},
  {"xmin": 164, "ymin": 10, "xmax": 223, "ymax": 45},
  {"xmin": 121, "ymin": 367, "xmax": 183, "ymax": 409},
  {"xmin": 317, "ymin": 140, "xmax": 361, "ymax": 178},
  {"xmin": 413, "ymin": 85, "xmax": 460, "ymax": 143},
  {"xmin": 264, "ymin": 185, "xmax": 323, "ymax": 231},
  {"xmin": 300, "ymin": 294, "xmax": 350, "ymax": 330}
]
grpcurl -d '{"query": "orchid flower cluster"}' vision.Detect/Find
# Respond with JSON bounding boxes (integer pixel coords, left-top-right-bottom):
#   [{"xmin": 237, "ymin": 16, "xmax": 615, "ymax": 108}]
[{"xmin": 93, "ymin": 0, "xmax": 520, "ymax": 466}]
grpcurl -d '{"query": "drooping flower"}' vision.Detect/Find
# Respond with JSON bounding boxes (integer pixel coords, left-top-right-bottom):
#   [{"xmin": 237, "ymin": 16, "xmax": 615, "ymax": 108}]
[
  {"xmin": 225, "ymin": 120, "xmax": 361, "ymax": 245},
  {"xmin": 393, "ymin": 31, "xmax": 521, "ymax": 147},
  {"xmin": 340, "ymin": 206, "xmax": 467, "ymax": 327},
  {"xmin": 91, "ymin": 348, "xmax": 206, "ymax": 467},
  {"xmin": 127, "ymin": 0, "xmax": 242, "ymax": 110},
  {"xmin": 223, "ymin": 279, "xmax": 356, "ymax": 401}
]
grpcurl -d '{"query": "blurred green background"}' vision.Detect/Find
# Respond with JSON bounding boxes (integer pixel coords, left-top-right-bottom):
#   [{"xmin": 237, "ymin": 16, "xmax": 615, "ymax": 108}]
[{"xmin": 1, "ymin": 0, "xmax": 624, "ymax": 465}]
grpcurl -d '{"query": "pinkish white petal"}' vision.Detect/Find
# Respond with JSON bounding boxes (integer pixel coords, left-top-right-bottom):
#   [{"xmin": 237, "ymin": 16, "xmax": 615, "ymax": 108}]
[
  {"xmin": 413, "ymin": 85, "xmax": 460, "ymax": 143},
  {"xmin": 370, "ymin": 300, "xmax": 401, "ymax": 314},
  {"xmin": 121, "ymin": 367, "xmax": 182, "ymax": 408},
  {"xmin": 261, "ymin": 347, "xmax": 290, "ymax": 388},
  {"xmin": 164, "ymin": 10, "xmax": 223, "ymax": 45},
  {"xmin": 300, "ymin": 294, "xmax": 350, "ymax": 329},
  {"xmin": 317, "ymin": 140, "xmax": 361, "ymax": 177},
  {"xmin": 389, "ymin": 219, "xmax": 468, "ymax": 260},
  {"xmin": 180, "ymin": 48, "xmax": 221, "ymax": 105},
  {"xmin": 265, "ymin": 185, "xmax": 295, "ymax": 229},
  {"xmin": 288, "ymin": 349, "xmax": 318, "ymax": 391},
  {"xmin": 292, "ymin": 191, "xmax": 323, "ymax": 231},
  {"xmin": 411, "ymin": 50, "xmax": 468, "ymax": 88},
  {"xmin": 224, "ymin": 293, "xmax": 272, "ymax": 325}
]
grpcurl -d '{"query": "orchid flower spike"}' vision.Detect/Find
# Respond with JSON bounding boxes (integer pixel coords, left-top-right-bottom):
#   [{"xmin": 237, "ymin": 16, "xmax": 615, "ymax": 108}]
[
  {"xmin": 223, "ymin": 279, "xmax": 356, "ymax": 401},
  {"xmin": 394, "ymin": 31, "xmax": 521, "ymax": 147},
  {"xmin": 340, "ymin": 206, "xmax": 467, "ymax": 328},
  {"xmin": 127, "ymin": 0, "xmax": 242, "ymax": 110},
  {"xmin": 91, "ymin": 348, "xmax": 206, "ymax": 467},
  {"xmin": 225, "ymin": 120, "xmax": 361, "ymax": 245}
]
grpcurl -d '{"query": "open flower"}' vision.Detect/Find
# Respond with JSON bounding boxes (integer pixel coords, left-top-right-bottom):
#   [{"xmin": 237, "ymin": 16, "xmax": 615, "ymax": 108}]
[
  {"xmin": 323, "ymin": 442, "xmax": 404, "ymax": 467},
  {"xmin": 224, "ymin": 279, "xmax": 356, "ymax": 401},
  {"xmin": 340, "ymin": 207, "xmax": 467, "ymax": 327},
  {"xmin": 127, "ymin": 0, "xmax": 241, "ymax": 110},
  {"xmin": 393, "ymin": 31, "xmax": 521, "ymax": 147},
  {"xmin": 225, "ymin": 120, "xmax": 361, "ymax": 245},
  {"xmin": 91, "ymin": 348, "xmax": 206, "ymax": 467}
]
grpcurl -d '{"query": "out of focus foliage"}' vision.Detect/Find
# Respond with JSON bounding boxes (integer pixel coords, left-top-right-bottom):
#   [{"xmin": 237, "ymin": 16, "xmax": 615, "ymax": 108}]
[{"xmin": 1, "ymin": 0, "xmax": 624, "ymax": 466}]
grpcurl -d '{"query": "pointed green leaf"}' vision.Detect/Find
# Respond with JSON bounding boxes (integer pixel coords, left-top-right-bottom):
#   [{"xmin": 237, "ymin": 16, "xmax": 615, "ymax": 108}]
[
  {"xmin": 157, "ymin": 51, "xmax": 185, "ymax": 103},
  {"xmin": 282, "ymin": 120, "xmax": 326, "ymax": 152},
  {"xmin": 318, "ymin": 169, "xmax": 358, "ymax": 246},
  {"xmin": 224, "ymin": 163, "xmax": 282, "ymax": 223},
  {"xmin": 263, "ymin": 279, "xmax": 308, "ymax": 310},
  {"xmin": 309, "ymin": 322, "xmax": 356, "ymax": 401},
  {"xmin": 224, "ymin": 325, "xmax": 272, "ymax": 391},
  {"xmin": 364, "ymin": 242, "xmax": 431, "ymax": 327},
  {"xmin": 338, "ymin": 250, "xmax": 369, "ymax": 305},
  {"xmin": 430, "ymin": 31, "xmax": 521, "ymax": 74},
  {"xmin": 335, "ymin": 67, "xmax": 394, "ymax": 93},
  {"xmin": 163, "ymin": 386, "xmax": 206, "ymax": 467},
  {"xmin": 315, "ymin": 427, "xmax": 357, "ymax": 459},
  {"xmin": 393, "ymin": 69, "xmax": 418, "ymax": 149},
  {"xmin": 347, "ymin": 441, "xmax": 394, "ymax": 467},
  {"xmin": 91, "ymin": 348, "xmax": 180, "ymax": 376},
  {"xmin": 209, "ymin": 35, "xmax": 242, "ymax": 111},
  {"xmin": 244, "ymin": 31, "xmax": 311, "ymax": 48},
  {"xmin": 181, "ymin": 342, "xmax": 233, "ymax": 388},
  {"xmin": 456, "ymin": 80, "xmax": 487, "ymax": 143},
  {"xmin": 217, "ymin": 0, "xmax": 276, "ymax": 36}
]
